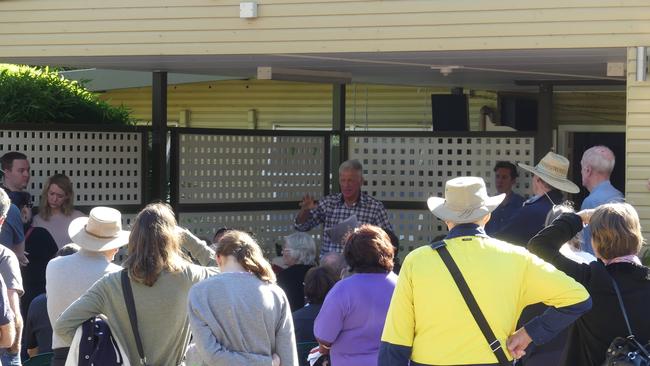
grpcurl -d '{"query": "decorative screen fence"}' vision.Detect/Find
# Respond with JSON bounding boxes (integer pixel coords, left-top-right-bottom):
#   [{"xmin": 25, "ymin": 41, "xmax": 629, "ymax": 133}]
[
  {"xmin": 1, "ymin": 125, "xmax": 536, "ymax": 261},
  {"xmin": 0, "ymin": 127, "xmax": 147, "ymax": 215},
  {"xmin": 172, "ymin": 129, "xmax": 329, "ymax": 256},
  {"xmin": 347, "ymin": 132, "xmax": 536, "ymax": 259}
]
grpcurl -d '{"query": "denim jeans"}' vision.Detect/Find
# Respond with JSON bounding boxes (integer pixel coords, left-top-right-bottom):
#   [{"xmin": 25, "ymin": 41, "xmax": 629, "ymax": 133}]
[{"xmin": 0, "ymin": 350, "xmax": 20, "ymax": 366}]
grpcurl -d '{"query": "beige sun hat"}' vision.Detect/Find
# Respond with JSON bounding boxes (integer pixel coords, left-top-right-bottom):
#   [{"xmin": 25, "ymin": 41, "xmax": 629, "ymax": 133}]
[
  {"xmin": 518, "ymin": 152, "xmax": 580, "ymax": 194},
  {"xmin": 68, "ymin": 207, "xmax": 130, "ymax": 252},
  {"xmin": 427, "ymin": 177, "xmax": 506, "ymax": 224}
]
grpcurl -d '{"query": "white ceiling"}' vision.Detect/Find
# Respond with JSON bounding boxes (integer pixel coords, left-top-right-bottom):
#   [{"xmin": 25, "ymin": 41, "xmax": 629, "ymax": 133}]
[{"xmin": 2, "ymin": 48, "xmax": 627, "ymax": 91}]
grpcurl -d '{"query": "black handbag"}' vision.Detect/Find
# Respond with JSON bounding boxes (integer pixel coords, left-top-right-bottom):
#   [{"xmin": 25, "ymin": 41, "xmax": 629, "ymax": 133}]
[
  {"xmin": 431, "ymin": 240, "xmax": 511, "ymax": 366},
  {"xmin": 603, "ymin": 275, "xmax": 650, "ymax": 366}
]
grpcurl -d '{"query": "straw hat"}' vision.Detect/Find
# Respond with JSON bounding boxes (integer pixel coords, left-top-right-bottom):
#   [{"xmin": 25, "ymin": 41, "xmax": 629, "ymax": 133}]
[
  {"xmin": 427, "ymin": 177, "xmax": 505, "ymax": 224},
  {"xmin": 68, "ymin": 207, "xmax": 130, "ymax": 252},
  {"xmin": 518, "ymin": 152, "xmax": 580, "ymax": 194}
]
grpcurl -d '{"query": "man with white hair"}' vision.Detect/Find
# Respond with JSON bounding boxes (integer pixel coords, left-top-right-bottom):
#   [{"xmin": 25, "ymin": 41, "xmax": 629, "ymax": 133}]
[
  {"xmin": 580, "ymin": 145, "xmax": 623, "ymax": 254},
  {"xmin": 295, "ymin": 159, "xmax": 393, "ymax": 256}
]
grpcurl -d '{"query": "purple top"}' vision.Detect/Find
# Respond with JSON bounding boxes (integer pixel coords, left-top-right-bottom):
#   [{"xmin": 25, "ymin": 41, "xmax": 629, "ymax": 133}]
[{"xmin": 314, "ymin": 272, "xmax": 397, "ymax": 366}]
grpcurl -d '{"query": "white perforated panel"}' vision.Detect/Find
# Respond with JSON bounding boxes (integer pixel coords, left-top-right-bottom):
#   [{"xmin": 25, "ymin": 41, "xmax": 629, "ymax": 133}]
[
  {"xmin": 388, "ymin": 209, "xmax": 446, "ymax": 261},
  {"xmin": 178, "ymin": 134, "xmax": 325, "ymax": 204},
  {"xmin": 0, "ymin": 130, "xmax": 143, "ymax": 206},
  {"xmin": 179, "ymin": 210, "xmax": 322, "ymax": 258},
  {"xmin": 348, "ymin": 136, "xmax": 535, "ymax": 201}
]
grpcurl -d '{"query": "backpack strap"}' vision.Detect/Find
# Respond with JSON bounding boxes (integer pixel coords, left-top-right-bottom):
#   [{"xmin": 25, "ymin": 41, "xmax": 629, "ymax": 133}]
[
  {"xmin": 431, "ymin": 240, "xmax": 511, "ymax": 366},
  {"xmin": 121, "ymin": 270, "xmax": 148, "ymax": 366}
]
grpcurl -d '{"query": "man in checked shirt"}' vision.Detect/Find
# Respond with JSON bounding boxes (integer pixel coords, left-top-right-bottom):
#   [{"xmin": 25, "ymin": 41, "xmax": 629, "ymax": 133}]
[{"xmin": 295, "ymin": 159, "xmax": 393, "ymax": 257}]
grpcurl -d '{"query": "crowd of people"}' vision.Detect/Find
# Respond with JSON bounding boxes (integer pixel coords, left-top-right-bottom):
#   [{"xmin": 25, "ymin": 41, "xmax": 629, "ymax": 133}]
[{"xmin": 0, "ymin": 145, "xmax": 646, "ymax": 366}]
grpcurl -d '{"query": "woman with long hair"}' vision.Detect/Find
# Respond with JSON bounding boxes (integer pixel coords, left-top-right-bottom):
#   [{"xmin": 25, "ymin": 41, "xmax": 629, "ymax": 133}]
[
  {"xmin": 187, "ymin": 230, "xmax": 298, "ymax": 366},
  {"xmin": 32, "ymin": 174, "xmax": 85, "ymax": 249},
  {"xmin": 54, "ymin": 202, "xmax": 218, "ymax": 365}
]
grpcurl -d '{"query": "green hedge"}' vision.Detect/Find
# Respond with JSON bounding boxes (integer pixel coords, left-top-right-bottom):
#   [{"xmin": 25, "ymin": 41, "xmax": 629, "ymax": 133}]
[{"xmin": 0, "ymin": 64, "xmax": 133, "ymax": 125}]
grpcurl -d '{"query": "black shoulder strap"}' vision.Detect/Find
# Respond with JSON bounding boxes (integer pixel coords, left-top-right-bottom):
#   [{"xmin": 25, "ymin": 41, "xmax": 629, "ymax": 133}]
[
  {"xmin": 121, "ymin": 270, "xmax": 148, "ymax": 366},
  {"xmin": 431, "ymin": 241, "xmax": 511, "ymax": 366},
  {"xmin": 608, "ymin": 273, "xmax": 650, "ymax": 357}
]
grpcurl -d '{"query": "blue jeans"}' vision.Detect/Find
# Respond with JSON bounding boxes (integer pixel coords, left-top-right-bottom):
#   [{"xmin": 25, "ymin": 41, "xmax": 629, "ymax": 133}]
[{"xmin": 0, "ymin": 350, "xmax": 20, "ymax": 366}]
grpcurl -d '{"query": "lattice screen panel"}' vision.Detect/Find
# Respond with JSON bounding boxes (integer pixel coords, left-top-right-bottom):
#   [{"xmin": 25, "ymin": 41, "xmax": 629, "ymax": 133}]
[
  {"xmin": 0, "ymin": 130, "xmax": 143, "ymax": 206},
  {"xmin": 179, "ymin": 211, "xmax": 322, "ymax": 258},
  {"xmin": 388, "ymin": 209, "xmax": 447, "ymax": 261},
  {"xmin": 178, "ymin": 134, "xmax": 325, "ymax": 204},
  {"xmin": 348, "ymin": 136, "xmax": 535, "ymax": 201}
]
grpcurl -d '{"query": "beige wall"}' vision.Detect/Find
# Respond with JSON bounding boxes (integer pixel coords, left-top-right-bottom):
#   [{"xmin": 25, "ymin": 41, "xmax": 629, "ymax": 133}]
[
  {"xmin": 554, "ymin": 91, "xmax": 625, "ymax": 126},
  {"xmin": 101, "ymin": 81, "xmax": 500, "ymax": 130},
  {"xmin": 2, "ymin": 0, "xmax": 650, "ymax": 57},
  {"xmin": 101, "ymin": 80, "xmax": 625, "ymax": 131},
  {"xmin": 625, "ymin": 47, "xmax": 650, "ymax": 237}
]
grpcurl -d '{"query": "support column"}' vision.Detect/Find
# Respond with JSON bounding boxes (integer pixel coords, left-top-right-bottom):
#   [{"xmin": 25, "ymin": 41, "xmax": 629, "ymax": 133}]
[
  {"xmin": 331, "ymin": 84, "xmax": 346, "ymax": 193},
  {"xmin": 536, "ymin": 83, "xmax": 553, "ymax": 159},
  {"xmin": 151, "ymin": 71, "xmax": 168, "ymax": 202}
]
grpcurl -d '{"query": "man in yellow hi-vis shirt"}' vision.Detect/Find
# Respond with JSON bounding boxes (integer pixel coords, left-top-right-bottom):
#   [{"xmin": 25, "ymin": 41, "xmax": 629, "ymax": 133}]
[{"xmin": 379, "ymin": 177, "xmax": 591, "ymax": 366}]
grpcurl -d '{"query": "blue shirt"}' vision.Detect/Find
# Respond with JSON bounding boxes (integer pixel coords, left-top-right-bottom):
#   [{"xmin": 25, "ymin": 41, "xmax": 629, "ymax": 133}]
[
  {"xmin": 485, "ymin": 192, "xmax": 525, "ymax": 235},
  {"xmin": 580, "ymin": 180, "xmax": 623, "ymax": 254},
  {"xmin": 0, "ymin": 204, "xmax": 24, "ymax": 247},
  {"xmin": 493, "ymin": 190, "xmax": 564, "ymax": 247}
]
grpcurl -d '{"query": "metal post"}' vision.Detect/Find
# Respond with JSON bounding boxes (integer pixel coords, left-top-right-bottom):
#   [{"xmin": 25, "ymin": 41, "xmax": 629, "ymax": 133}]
[
  {"xmin": 535, "ymin": 83, "xmax": 553, "ymax": 160},
  {"xmin": 151, "ymin": 71, "xmax": 168, "ymax": 202},
  {"xmin": 331, "ymin": 84, "xmax": 346, "ymax": 193}
]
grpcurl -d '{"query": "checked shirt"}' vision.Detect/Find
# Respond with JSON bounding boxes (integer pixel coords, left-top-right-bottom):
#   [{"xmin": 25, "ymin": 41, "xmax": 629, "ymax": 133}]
[{"xmin": 294, "ymin": 192, "xmax": 393, "ymax": 255}]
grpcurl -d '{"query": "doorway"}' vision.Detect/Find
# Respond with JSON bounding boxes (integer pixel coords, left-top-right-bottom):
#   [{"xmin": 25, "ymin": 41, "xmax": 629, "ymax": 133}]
[{"xmin": 570, "ymin": 132, "xmax": 626, "ymax": 208}]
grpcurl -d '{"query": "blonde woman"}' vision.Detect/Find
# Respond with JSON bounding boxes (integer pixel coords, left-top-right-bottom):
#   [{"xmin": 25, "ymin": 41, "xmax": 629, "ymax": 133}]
[
  {"xmin": 529, "ymin": 203, "xmax": 650, "ymax": 366},
  {"xmin": 188, "ymin": 230, "xmax": 298, "ymax": 366},
  {"xmin": 54, "ymin": 203, "xmax": 218, "ymax": 365},
  {"xmin": 32, "ymin": 174, "xmax": 84, "ymax": 248}
]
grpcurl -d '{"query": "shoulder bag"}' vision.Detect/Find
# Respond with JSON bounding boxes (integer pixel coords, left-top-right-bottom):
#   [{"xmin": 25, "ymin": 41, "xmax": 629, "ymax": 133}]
[
  {"xmin": 431, "ymin": 240, "xmax": 511, "ymax": 366},
  {"xmin": 603, "ymin": 273, "xmax": 650, "ymax": 366},
  {"xmin": 121, "ymin": 270, "xmax": 149, "ymax": 366}
]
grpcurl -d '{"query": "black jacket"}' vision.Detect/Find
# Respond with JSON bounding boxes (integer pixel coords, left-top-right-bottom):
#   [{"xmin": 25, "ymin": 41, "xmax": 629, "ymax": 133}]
[
  {"xmin": 528, "ymin": 213, "xmax": 650, "ymax": 366},
  {"xmin": 277, "ymin": 264, "xmax": 313, "ymax": 312}
]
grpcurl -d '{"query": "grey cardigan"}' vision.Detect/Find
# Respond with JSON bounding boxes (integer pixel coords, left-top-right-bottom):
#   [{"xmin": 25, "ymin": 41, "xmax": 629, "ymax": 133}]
[{"xmin": 188, "ymin": 272, "xmax": 298, "ymax": 366}]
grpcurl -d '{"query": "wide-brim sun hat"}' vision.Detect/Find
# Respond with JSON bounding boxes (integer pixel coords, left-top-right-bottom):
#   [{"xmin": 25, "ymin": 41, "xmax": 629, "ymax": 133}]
[
  {"xmin": 518, "ymin": 151, "xmax": 580, "ymax": 194},
  {"xmin": 68, "ymin": 206, "xmax": 130, "ymax": 252},
  {"xmin": 427, "ymin": 176, "xmax": 506, "ymax": 224}
]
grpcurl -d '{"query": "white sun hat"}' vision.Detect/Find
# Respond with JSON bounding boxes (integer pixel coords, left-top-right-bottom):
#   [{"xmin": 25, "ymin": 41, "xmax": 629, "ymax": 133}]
[
  {"xmin": 68, "ymin": 207, "xmax": 130, "ymax": 252},
  {"xmin": 427, "ymin": 177, "xmax": 506, "ymax": 224}
]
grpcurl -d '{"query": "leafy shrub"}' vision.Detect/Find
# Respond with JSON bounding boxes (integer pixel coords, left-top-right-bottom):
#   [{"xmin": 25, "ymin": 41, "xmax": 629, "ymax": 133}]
[{"xmin": 0, "ymin": 64, "xmax": 133, "ymax": 125}]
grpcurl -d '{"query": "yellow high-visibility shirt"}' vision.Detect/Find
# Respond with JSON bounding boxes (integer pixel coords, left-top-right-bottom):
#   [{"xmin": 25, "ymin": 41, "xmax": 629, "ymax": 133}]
[{"xmin": 381, "ymin": 235, "xmax": 590, "ymax": 365}]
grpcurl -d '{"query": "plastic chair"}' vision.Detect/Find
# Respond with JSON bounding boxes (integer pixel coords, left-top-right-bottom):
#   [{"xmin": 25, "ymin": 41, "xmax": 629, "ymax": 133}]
[
  {"xmin": 23, "ymin": 352, "xmax": 54, "ymax": 366},
  {"xmin": 296, "ymin": 341, "xmax": 319, "ymax": 366}
]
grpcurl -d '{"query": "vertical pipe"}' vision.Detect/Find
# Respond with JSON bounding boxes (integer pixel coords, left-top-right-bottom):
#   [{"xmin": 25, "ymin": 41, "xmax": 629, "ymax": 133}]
[{"xmin": 637, "ymin": 46, "xmax": 647, "ymax": 82}]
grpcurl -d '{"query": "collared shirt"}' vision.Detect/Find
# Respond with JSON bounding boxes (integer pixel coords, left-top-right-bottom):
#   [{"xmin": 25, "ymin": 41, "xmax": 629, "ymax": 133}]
[
  {"xmin": 493, "ymin": 189, "xmax": 563, "ymax": 247},
  {"xmin": 294, "ymin": 192, "xmax": 392, "ymax": 255},
  {"xmin": 379, "ymin": 224, "xmax": 590, "ymax": 366},
  {"xmin": 580, "ymin": 180, "xmax": 624, "ymax": 254},
  {"xmin": 485, "ymin": 192, "xmax": 525, "ymax": 235}
]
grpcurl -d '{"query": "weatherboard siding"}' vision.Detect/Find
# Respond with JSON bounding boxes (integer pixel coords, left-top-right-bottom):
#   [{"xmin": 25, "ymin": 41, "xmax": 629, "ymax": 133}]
[
  {"xmin": 100, "ymin": 80, "xmax": 624, "ymax": 131},
  {"xmin": 626, "ymin": 47, "xmax": 650, "ymax": 238},
  {"xmin": 1, "ymin": 0, "xmax": 650, "ymax": 57}
]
